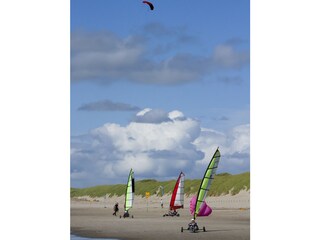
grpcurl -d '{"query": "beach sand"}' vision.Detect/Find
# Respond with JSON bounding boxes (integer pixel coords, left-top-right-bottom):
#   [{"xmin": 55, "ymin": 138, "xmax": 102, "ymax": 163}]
[{"xmin": 71, "ymin": 191, "xmax": 250, "ymax": 240}]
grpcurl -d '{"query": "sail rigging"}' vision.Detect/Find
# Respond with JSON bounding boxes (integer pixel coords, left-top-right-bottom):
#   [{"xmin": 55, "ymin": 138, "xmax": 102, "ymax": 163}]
[
  {"xmin": 124, "ymin": 168, "xmax": 135, "ymax": 211},
  {"xmin": 193, "ymin": 147, "xmax": 221, "ymax": 219},
  {"xmin": 170, "ymin": 172, "xmax": 185, "ymax": 210}
]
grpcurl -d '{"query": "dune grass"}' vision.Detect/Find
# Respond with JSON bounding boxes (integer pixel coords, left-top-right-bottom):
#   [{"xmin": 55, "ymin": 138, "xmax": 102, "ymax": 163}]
[{"xmin": 71, "ymin": 172, "xmax": 250, "ymax": 198}]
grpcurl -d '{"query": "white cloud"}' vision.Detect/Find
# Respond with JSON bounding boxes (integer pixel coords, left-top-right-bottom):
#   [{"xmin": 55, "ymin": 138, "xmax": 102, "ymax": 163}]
[
  {"xmin": 136, "ymin": 108, "xmax": 152, "ymax": 116},
  {"xmin": 227, "ymin": 124, "xmax": 250, "ymax": 154},
  {"xmin": 71, "ymin": 109, "xmax": 250, "ymax": 187},
  {"xmin": 133, "ymin": 108, "xmax": 171, "ymax": 123},
  {"xmin": 192, "ymin": 124, "xmax": 250, "ymax": 176},
  {"xmin": 168, "ymin": 110, "xmax": 185, "ymax": 120}
]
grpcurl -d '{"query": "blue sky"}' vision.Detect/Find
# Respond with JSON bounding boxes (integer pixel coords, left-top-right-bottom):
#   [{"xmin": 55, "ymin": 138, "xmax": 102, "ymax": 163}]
[{"xmin": 71, "ymin": 0, "xmax": 250, "ymax": 187}]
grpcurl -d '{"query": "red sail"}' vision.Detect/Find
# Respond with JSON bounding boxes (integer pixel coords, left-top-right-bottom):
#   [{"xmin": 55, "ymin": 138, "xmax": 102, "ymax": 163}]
[{"xmin": 169, "ymin": 172, "xmax": 185, "ymax": 210}]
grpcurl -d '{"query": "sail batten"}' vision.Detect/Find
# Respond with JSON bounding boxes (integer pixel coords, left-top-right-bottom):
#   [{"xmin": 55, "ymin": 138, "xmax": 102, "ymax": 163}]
[
  {"xmin": 193, "ymin": 148, "xmax": 221, "ymax": 219},
  {"xmin": 124, "ymin": 169, "xmax": 135, "ymax": 211}
]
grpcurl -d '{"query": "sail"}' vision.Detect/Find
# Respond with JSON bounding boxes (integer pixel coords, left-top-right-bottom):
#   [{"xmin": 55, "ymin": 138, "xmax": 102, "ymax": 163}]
[
  {"xmin": 193, "ymin": 147, "xmax": 220, "ymax": 219},
  {"xmin": 189, "ymin": 195, "xmax": 212, "ymax": 216},
  {"xmin": 124, "ymin": 168, "xmax": 135, "ymax": 211},
  {"xmin": 170, "ymin": 172, "xmax": 185, "ymax": 210},
  {"xmin": 159, "ymin": 186, "xmax": 164, "ymax": 197}
]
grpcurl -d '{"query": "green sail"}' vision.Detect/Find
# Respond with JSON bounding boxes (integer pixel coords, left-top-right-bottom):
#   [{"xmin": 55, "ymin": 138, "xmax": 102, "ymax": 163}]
[
  {"xmin": 125, "ymin": 168, "xmax": 135, "ymax": 211},
  {"xmin": 194, "ymin": 148, "xmax": 221, "ymax": 219}
]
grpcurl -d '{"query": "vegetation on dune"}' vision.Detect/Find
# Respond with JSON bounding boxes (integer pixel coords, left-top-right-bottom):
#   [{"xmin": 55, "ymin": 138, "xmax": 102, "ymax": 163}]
[
  {"xmin": 210, "ymin": 172, "xmax": 250, "ymax": 196},
  {"xmin": 71, "ymin": 172, "xmax": 250, "ymax": 198}
]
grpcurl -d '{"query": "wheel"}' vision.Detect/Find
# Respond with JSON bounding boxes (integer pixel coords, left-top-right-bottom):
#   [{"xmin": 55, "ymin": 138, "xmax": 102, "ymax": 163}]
[
  {"xmin": 119, "ymin": 216, "xmax": 121, "ymax": 218},
  {"xmin": 192, "ymin": 228, "xmax": 196, "ymax": 233},
  {"xmin": 177, "ymin": 214, "xmax": 180, "ymax": 217},
  {"xmin": 203, "ymin": 226, "xmax": 206, "ymax": 232},
  {"xmin": 181, "ymin": 227, "xmax": 183, "ymax": 232},
  {"xmin": 132, "ymin": 215, "xmax": 134, "ymax": 218}
]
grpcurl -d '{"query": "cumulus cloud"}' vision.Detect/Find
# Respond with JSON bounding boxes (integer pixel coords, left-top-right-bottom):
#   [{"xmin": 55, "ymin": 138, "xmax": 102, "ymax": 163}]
[
  {"xmin": 71, "ymin": 109, "xmax": 250, "ymax": 187},
  {"xmin": 71, "ymin": 29, "xmax": 249, "ymax": 85},
  {"xmin": 133, "ymin": 108, "xmax": 172, "ymax": 123},
  {"xmin": 71, "ymin": 109, "xmax": 202, "ymax": 186},
  {"xmin": 78, "ymin": 99, "xmax": 140, "ymax": 112},
  {"xmin": 192, "ymin": 124, "xmax": 250, "ymax": 175}
]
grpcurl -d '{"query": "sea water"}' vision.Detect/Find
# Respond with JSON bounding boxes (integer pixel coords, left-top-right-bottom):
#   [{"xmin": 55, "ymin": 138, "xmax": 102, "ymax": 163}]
[{"xmin": 71, "ymin": 234, "xmax": 119, "ymax": 240}]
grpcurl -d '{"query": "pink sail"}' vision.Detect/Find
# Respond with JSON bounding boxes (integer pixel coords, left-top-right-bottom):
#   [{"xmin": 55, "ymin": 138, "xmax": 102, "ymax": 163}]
[{"xmin": 189, "ymin": 196, "xmax": 212, "ymax": 217}]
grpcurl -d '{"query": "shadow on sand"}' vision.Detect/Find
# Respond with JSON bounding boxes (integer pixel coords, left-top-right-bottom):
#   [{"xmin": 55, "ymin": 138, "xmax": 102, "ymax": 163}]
[{"xmin": 204, "ymin": 229, "xmax": 244, "ymax": 233}]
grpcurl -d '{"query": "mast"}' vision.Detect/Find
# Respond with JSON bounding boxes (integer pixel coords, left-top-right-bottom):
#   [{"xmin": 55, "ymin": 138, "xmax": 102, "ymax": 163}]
[{"xmin": 193, "ymin": 148, "xmax": 220, "ymax": 219}]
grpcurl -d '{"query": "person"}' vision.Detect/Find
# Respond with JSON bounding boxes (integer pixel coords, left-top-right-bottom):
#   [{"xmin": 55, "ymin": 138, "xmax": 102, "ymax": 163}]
[
  {"xmin": 160, "ymin": 199, "xmax": 163, "ymax": 208},
  {"xmin": 113, "ymin": 202, "xmax": 119, "ymax": 216},
  {"xmin": 188, "ymin": 218, "xmax": 199, "ymax": 231}
]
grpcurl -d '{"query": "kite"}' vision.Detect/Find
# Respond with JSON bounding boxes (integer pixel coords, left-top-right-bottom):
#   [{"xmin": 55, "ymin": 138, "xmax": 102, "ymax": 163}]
[{"xmin": 143, "ymin": 1, "xmax": 154, "ymax": 10}]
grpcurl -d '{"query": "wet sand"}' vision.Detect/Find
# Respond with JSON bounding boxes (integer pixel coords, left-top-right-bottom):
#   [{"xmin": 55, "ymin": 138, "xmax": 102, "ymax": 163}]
[{"xmin": 71, "ymin": 193, "xmax": 250, "ymax": 240}]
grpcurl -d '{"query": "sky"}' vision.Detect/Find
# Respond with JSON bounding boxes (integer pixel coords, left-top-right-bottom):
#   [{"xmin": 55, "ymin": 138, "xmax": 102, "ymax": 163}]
[{"xmin": 71, "ymin": 0, "xmax": 250, "ymax": 187}]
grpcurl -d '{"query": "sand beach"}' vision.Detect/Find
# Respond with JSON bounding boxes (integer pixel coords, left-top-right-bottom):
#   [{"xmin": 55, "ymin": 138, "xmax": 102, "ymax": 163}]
[{"xmin": 71, "ymin": 191, "xmax": 250, "ymax": 240}]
